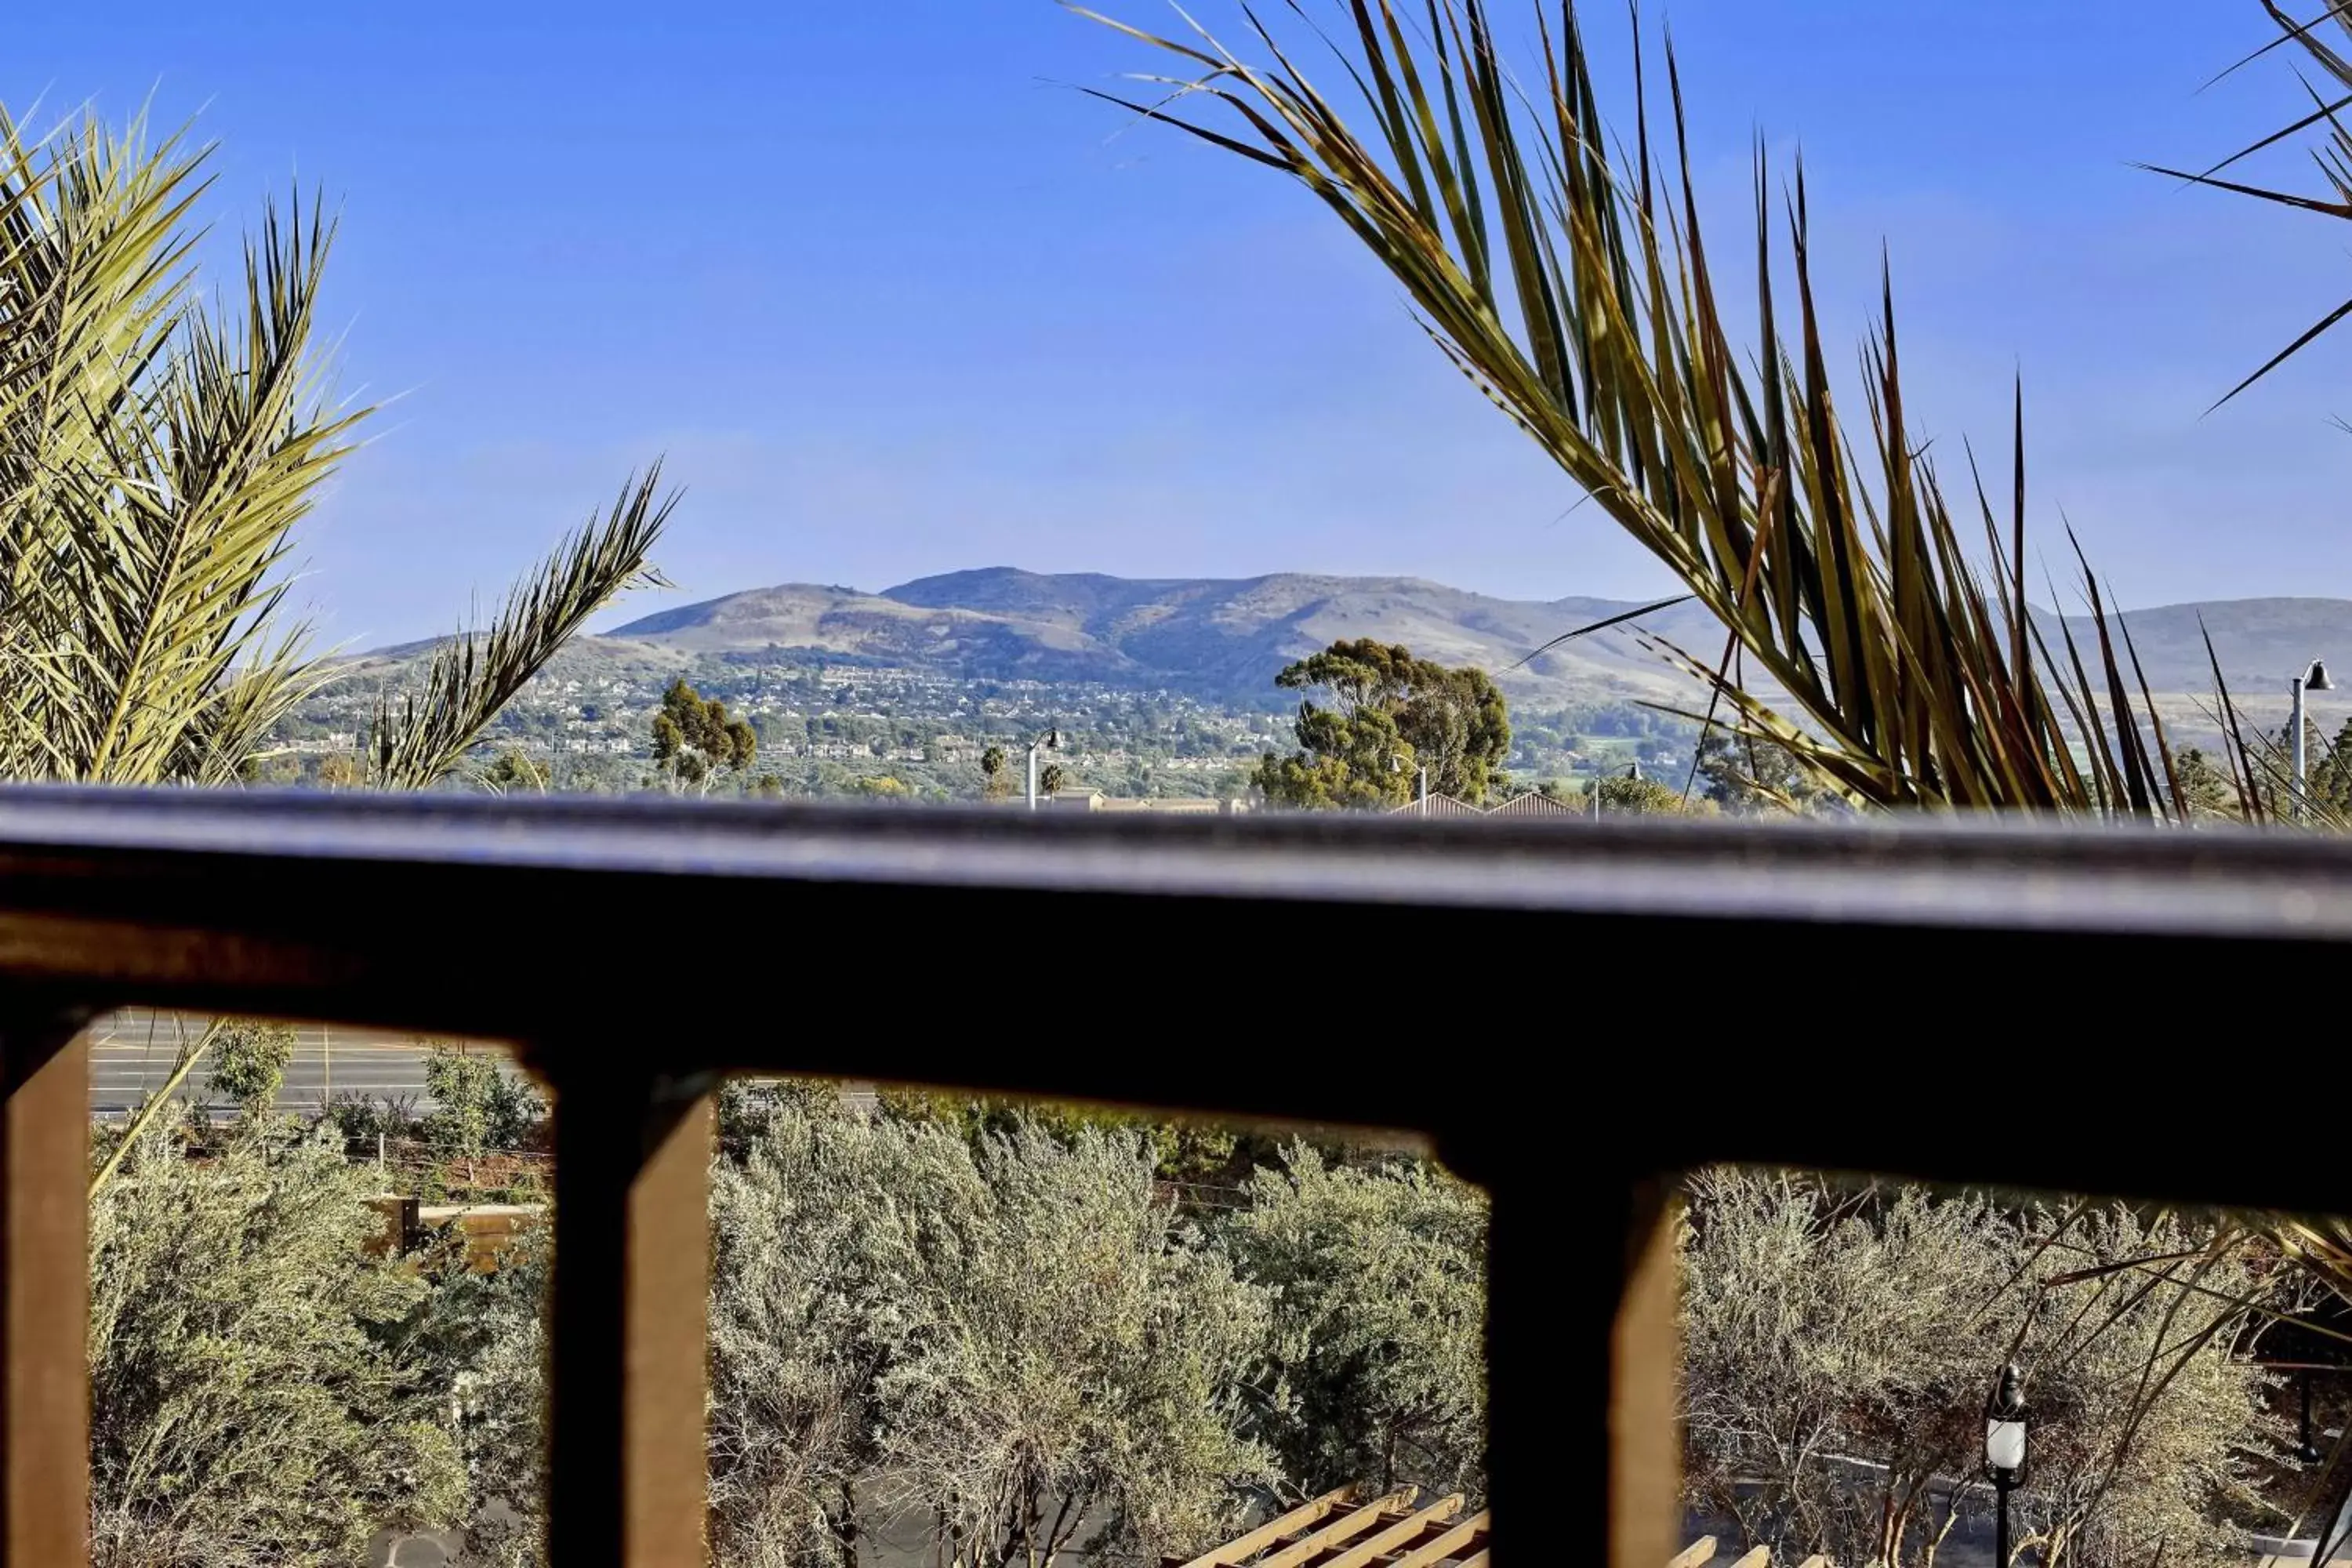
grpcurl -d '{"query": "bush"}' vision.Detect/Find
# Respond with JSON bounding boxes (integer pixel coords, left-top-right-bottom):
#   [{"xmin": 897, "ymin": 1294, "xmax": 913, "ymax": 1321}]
[
  {"xmin": 1679, "ymin": 1168, "xmax": 2283, "ymax": 1568},
  {"xmin": 709, "ymin": 1092, "xmax": 1276, "ymax": 1568},
  {"xmin": 89, "ymin": 1112, "xmax": 464, "ymax": 1568},
  {"xmin": 422, "ymin": 1044, "xmax": 545, "ymax": 1160},
  {"xmin": 323, "ymin": 1091, "xmax": 423, "ymax": 1147},
  {"xmin": 205, "ymin": 1021, "xmax": 296, "ymax": 1117},
  {"xmin": 873, "ymin": 1087, "xmax": 1244, "ymax": 1184},
  {"xmin": 1227, "ymin": 1143, "xmax": 1488, "ymax": 1500},
  {"xmin": 1595, "ymin": 771, "xmax": 1703, "ymax": 815},
  {"xmin": 407, "ymin": 1221, "xmax": 550, "ymax": 1567}
]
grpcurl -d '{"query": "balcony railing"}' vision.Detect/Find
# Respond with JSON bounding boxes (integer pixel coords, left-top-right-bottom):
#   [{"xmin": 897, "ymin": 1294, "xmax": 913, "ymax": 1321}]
[{"xmin": 5, "ymin": 784, "xmax": 2350, "ymax": 1566}]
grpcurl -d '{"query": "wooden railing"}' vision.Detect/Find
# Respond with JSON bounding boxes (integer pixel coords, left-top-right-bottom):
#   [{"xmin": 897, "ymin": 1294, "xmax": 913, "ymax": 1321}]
[{"xmin": 6, "ymin": 785, "xmax": 2352, "ymax": 1565}]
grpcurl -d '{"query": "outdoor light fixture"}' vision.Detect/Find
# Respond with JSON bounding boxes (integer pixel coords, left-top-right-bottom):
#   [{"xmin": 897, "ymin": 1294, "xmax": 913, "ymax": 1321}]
[
  {"xmin": 2293, "ymin": 660, "xmax": 2336, "ymax": 819},
  {"xmin": 1388, "ymin": 752, "xmax": 1429, "ymax": 813},
  {"xmin": 1985, "ymin": 1362, "xmax": 2029, "ymax": 1568},
  {"xmin": 1025, "ymin": 728, "xmax": 1062, "ymax": 811}
]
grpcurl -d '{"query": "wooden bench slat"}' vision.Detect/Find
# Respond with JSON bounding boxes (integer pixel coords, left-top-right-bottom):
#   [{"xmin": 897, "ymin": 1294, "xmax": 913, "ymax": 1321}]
[
  {"xmin": 1315, "ymin": 1496, "xmax": 1468, "ymax": 1568},
  {"xmin": 1670, "ymin": 1539, "xmax": 1721, "ymax": 1568},
  {"xmin": 1254, "ymin": 1490, "xmax": 1421, "ymax": 1568},
  {"xmin": 1174, "ymin": 1485, "xmax": 1363, "ymax": 1568},
  {"xmin": 1387, "ymin": 1509, "xmax": 1490, "ymax": 1568}
]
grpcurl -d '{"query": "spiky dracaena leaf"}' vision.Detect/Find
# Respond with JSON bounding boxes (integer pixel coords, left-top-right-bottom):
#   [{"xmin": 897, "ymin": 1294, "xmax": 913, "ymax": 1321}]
[{"xmin": 1080, "ymin": 0, "xmax": 2202, "ymax": 817}]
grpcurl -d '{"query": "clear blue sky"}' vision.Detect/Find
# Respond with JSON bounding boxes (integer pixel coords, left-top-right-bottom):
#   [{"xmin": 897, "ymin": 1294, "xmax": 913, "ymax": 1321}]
[{"xmin": 13, "ymin": 2, "xmax": 2349, "ymax": 645}]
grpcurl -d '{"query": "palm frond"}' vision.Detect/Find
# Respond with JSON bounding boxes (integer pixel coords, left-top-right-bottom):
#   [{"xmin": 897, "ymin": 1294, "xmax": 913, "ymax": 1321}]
[
  {"xmin": 58, "ymin": 194, "xmax": 358, "ymax": 783},
  {"xmin": 1081, "ymin": 0, "xmax": 2178, "ymax": 815},
  {"xmin": 368, "ymin": 467, "xmax": 677, "ymax": 790},
  {"xmin": 2157, "ymin": 0, "xmax": 2352, "ymax": 401},
  {"xmin": 0, "ymin": 103, "xmax": 674, "ymax": 790}
]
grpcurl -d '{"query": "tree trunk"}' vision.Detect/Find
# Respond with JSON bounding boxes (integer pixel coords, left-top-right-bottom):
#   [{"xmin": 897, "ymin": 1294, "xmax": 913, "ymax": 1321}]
[
  {"xmin": 1040, "ymin": 1493, "xmax": 1076, "ymax": 1568},
  {"xmin": 1919, "ymin": 1494, "xmax": 1961, "ymax": 1568}
]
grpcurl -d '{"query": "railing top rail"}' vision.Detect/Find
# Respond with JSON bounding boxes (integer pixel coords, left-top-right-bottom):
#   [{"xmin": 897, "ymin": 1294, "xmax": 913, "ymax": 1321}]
[
  {"xmin": 4, "ymin": 783, "xmax": 2352, "ymax": 943},
  {"xmin": 0, "ymin": 782, "xmax": 2338, "ymax": 1197}
]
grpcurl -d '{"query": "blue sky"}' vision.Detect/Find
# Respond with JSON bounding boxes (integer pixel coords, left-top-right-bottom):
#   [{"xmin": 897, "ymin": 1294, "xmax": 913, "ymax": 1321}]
[{"xmin": 13, "ymin": 1, "xmax": 2352, "ymax": 644}]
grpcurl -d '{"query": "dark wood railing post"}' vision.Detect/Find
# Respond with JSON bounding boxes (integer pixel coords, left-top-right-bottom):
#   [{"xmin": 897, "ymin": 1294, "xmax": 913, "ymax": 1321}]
[
  {"xmin": 544, "ymin": 1065, "xmax": 714, "ymax": 1568},
  {"xmin": 1610, "ymin": 1176, "xmax": 1679, "ymax": 1568},
  {"xmin": 1, "ymin": 1010, "xmax": 91, "ymax": 1568}
]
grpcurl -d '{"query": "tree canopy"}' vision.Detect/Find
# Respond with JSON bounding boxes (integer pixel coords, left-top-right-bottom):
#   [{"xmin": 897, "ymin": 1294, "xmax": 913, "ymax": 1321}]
[
  {"xmin": 1228, "ymin": 1145, "xmax": 1488, "ymax": 1498},
  {"xmin": 1253, "ymin": 639, "xmax": 1510, "ymax": 808},
  {"xmin": 650, "ymin": 678, "xmax": 758, "ymax": 790},
  {"xmin": 1695, "ymin": 732, "xmax": 1821, "ymax": 814},
  {"xmin": 1595, "ymin": 769, "xmax": 1692, "ymax": 815},
  {"xmin": 481, "ymin": 749, "xmax": 550, "ymax": 794},
  {"xmin": 422, "ymin": 1043, "xmax": 544, "ymax": 1171},
  {"xmin": 205, "ymin": 1021, "xmax": 297, "ymax": 1119}
]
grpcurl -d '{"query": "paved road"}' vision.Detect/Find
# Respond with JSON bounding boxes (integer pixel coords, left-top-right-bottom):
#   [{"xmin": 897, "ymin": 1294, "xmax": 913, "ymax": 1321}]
[{"xmin": 87, "ymin": 1009, "xmax": 510, "ymax": 1116}]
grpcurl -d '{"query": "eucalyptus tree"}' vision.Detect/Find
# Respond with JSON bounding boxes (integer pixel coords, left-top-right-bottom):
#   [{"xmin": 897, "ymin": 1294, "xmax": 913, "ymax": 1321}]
[
  {"xmin": 1254, "ymin": 638, "xmax": 1511, "ymax": 808},
  {"xmin": 649, "ymin": 677, "xmax": 757, "ymax": 792}
]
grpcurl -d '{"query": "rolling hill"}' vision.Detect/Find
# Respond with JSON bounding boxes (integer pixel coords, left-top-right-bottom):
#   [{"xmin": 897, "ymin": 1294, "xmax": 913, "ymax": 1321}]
[
  {"xmin": 591, "ymin": 568, "xmax": 2352, "ymax": 720},
  {"xmin": 327, "ymin": 568, "xmax": 2352, "ymax": 757},
  {"xmin": 597, "ymin": 568, "xmax": 1732, "ymax": 708}
]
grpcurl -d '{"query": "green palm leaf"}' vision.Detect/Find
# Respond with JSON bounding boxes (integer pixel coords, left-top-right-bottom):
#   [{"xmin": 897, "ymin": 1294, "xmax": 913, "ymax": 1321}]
[
  {"xmin": 0, "ymin": 103, "xmax": 674, "ymax": 792},
  {"xmin": 2144, "ymin": 0, "xmax": 2352, "ymax": 404},
  {"xmin": 368, "ymin": 468, "xmax": 677, "ymax": 790},
  {"xmin": 1080, "ymin": 0, "xmax": 2187, "ymax": 815}
]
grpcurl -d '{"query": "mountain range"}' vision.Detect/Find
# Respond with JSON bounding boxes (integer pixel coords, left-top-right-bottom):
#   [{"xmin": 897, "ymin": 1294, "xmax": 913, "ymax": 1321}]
[
  {"xmin": 332, "ymin": 568, "xmax": 2352, "ymax": 754},
  {"xmin": 593, "ymin": 567, "xmax": 1729, "ymax": 708},
  {"xmin": 584, "ymin": 567, "xmax": 2352, "ymax": 716}
]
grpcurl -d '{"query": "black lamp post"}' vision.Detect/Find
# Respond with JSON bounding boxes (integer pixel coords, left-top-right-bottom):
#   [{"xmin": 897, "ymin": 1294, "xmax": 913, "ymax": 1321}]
[
  {"xmin": 1985, "ymin": 1363, "xmax": 2029, "ymax": 1568},
  {"xmin": 2292, "ymin": 659, "xmax": 2337, "ymax": 818}
]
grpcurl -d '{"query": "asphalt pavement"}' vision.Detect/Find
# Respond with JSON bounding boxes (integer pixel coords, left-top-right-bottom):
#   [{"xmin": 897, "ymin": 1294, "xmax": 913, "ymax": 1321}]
[{"xmin": 86, "ymin": 1009, "xmax": 507, "ymax": 1116}]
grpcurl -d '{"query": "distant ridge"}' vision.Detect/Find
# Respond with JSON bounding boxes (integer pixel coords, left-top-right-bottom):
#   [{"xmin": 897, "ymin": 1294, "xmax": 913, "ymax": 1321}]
[
  {"xmin": 586, "ymin": 567, "xmax": 2352, "ymax": 710},
  {"xmin": 595, "ymin": 565, "xmax": 1730, "ymax": 706},
  {"xmin": 292, "ymin": 568, "xmax": 2352, "ymax": 747}
]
